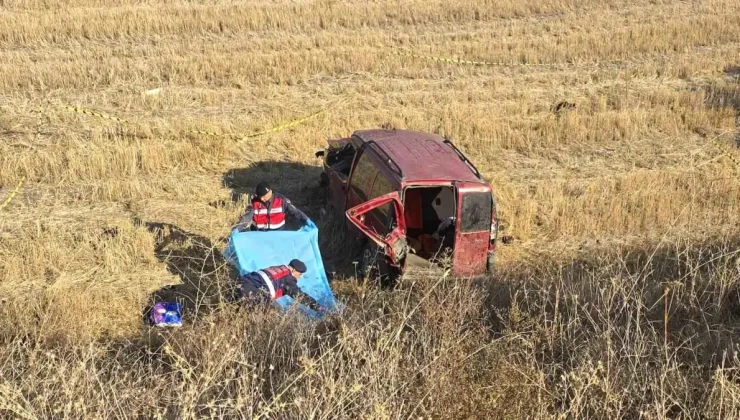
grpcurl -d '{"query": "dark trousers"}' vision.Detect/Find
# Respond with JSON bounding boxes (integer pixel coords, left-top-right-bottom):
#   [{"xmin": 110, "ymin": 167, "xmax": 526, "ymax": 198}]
[{"xmin": 239, "ymin": 281, "xmax": 272, "ymax": 307}]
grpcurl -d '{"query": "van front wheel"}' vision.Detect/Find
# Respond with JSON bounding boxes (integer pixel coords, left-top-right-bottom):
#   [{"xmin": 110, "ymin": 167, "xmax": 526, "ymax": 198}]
[
  {"xmin": 359, "ymin": 243, "xmax": 398, "ymax": 288},
  {"xmin": 359, "ymin": 243, "xmax": 380, "ymax": 279}
]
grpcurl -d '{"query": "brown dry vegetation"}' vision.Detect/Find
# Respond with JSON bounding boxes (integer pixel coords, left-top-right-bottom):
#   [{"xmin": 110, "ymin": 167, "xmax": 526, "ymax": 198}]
[{"xmin": 1, "ymin": 0, "xmax": 740, "ymax": 418}]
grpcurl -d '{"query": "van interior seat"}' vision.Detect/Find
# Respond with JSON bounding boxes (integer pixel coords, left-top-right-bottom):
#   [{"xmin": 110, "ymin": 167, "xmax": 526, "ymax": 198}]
[
  {"xmin": 332, "ymin": 158, "xmax": 352, "ymax": 177},
  {"xmin": 404, "ymin": 186, "xmax": 455, "ymax": 258},
  {"xmin": 328, "ymin": 145, "xmax": 355, "ymax": 176}
]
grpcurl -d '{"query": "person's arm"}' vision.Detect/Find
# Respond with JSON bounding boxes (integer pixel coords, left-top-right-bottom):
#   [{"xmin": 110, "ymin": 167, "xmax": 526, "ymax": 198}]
[
  {"xmin": 433, "ymin": 217, "xmax": 455, "ymax": 238},
  {"xmin": 233, "ymin": 205, "xmax": 255, "ymax": 232},
  {"xmin": 281, "ymin": 276, "xmax": 323, "ymax": 311},
  {"xmin": 281, "ymin": 195, "xmax": 309, "ymax": 224}
]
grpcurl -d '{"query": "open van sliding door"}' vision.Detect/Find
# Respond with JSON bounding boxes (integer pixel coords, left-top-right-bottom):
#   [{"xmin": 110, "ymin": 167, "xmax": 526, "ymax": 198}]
[{"xmin": 452, "ymin": 183, "xmax": 491, "ymax": 276}]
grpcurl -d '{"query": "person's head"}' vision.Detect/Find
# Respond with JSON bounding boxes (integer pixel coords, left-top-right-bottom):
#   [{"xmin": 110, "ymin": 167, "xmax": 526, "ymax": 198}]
[
  {"xmin": 288, "ymin": 259, "xmax": 307, "ymax": 279},
  {"xmin": 255, "ymin": 182, "xmax": 273, "ymax": 202}
]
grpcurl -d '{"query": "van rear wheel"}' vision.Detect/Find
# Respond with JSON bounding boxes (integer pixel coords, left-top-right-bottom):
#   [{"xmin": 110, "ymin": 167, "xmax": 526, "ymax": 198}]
[
  {"xmin": 318, "ymin": 173, "xmax": 333, "ymax": 209},
  {"xmin": 359, "ymin": 242, "xmax": 398, "ymax": 288},
  {"xmin": 359, "ymin": 243, "xmax": 380, "ymax": 279},
  {"xmin": 486, "ymin": 252, "xmax": 496, "ymax": 274}
]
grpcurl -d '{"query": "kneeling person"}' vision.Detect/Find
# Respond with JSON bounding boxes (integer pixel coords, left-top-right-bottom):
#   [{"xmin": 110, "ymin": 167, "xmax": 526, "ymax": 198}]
[{"xmin": 239, "ymin": 259, "xmax": 322, "ymax": 311}]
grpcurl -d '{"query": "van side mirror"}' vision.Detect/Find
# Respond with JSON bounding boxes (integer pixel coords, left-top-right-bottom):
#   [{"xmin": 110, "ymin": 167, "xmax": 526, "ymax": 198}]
[{"xmin": 315, "ymin": 150, "xmax": 325, "ymax": 158}]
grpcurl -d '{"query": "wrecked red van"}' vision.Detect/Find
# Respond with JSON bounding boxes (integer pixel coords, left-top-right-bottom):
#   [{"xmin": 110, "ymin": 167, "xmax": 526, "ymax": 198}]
[{"xmin": 316, "ymin": 129, "xmax": 498, "ymax": 280}]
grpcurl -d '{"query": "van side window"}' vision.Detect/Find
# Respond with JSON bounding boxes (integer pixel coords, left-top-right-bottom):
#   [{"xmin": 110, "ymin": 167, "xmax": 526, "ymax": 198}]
[
  {"xmin": 369, "ymin": 173, "xmax": 395, "ymax": 230},
  {"xmin": 349, "ymin": 152, "xmax": 378, "ymax": 201},
  {"xmin": 461, "ymin": 192, "xmax": 492, "ymax": 232},
  {"xmin": 370, "ymin": 172, "xmax": 394, "ymax": 199}
]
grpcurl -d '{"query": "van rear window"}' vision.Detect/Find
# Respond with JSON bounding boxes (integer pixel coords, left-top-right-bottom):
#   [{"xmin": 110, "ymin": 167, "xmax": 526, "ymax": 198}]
[{"xmin": 461, "ymin": 192, "xmax": 491, "ymax": 232}]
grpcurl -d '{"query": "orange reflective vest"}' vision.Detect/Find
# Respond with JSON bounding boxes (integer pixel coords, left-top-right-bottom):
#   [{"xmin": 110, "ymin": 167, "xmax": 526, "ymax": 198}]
[
  {"xmin": 252, "ymin": 196, "xmax": 285, "ymax": 230},
  {"xmin": 253, "ymin": 265, "xmax": 292, "ymax": 299}
]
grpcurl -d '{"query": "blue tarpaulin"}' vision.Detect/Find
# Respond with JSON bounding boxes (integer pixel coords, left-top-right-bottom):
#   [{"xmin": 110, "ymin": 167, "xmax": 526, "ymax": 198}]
[{"xmin": 223, "ymin": 220, "xmax": 339, "ymax": 319}]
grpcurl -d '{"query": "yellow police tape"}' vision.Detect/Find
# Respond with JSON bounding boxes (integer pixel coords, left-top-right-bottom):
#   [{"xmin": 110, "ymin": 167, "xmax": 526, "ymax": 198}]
[
  {"xmin": 0, "ymin": 177, "xmax": 25, "ymax": 211},
  {"xmin": 183, "ymin": 110, "xmax": 323, "ymax": 140},
  {"xmin": 184, "ymin": 129, "xmax": 224, "ymax": 137},
  {"xmin": 239, "ymin": 109, "xmax": 324, "ymax": 140},
  {"xmin": 391, "ymin": 50, "xmax": 603, "ymax": 67},
  {"xmin": 184, "ymin": 110, "xmax": 324, "ymax": 140},
  {"xmin": 61, "ymin": 105, "xmax": 130, "ymax": 124},
  {"xmin": 55, "ymin": 103, "xmax": 322, "ymax": 139}
]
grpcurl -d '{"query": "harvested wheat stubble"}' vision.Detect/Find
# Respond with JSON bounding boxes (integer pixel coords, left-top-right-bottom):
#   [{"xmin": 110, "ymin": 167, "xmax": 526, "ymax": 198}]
[{"xmin": 1, "ymin": 0, "xmax": 740, "ymax": 417}]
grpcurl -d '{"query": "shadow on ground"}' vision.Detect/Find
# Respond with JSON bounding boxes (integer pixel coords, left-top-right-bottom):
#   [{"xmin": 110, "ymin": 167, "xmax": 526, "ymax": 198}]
[
  {"xmin": 220, "ymin": 160, "xmax": 360, "ymax": 278},
  {"xmin": 137, "ymin": 220, "xmax": 238, "ymax": 325},
  {"xmin": 138, "ymin": 160, "xmax": 359, "ymax": 331},
  {"xmin": 222, "ymin": 160, "xmax": 326, "ymax": 215}
]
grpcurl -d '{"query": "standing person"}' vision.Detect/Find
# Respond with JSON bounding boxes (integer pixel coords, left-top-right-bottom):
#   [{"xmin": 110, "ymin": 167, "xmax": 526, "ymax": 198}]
[
  {"xmin": 238, "ymin": 259, "xmax": 323, "ymax": 311},
  {"xmin": 233, "ymin": 182, "xmax": 311, "ymax": 232}
]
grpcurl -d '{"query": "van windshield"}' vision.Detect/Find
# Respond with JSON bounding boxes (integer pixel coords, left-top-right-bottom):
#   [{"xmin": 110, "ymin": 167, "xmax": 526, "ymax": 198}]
[{"xmin": 461, "ymin": 192, "xmax": 491, "ymax": 232}]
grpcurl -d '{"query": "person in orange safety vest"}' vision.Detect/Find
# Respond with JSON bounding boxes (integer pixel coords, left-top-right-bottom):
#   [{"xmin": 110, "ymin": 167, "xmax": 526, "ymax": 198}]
[
  {"xmin": 238, "ymin": 259, "xmax": 323, "ymax": 311},
  {"xmin": 234, "ymin": 182, "xmax": 310, "ymax": 232}
]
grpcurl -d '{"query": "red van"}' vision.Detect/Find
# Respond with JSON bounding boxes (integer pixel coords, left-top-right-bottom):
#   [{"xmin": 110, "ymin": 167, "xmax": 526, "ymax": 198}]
[{"xmin": 316, "ymin": 129, "xmax": 498, "ymax": 279}]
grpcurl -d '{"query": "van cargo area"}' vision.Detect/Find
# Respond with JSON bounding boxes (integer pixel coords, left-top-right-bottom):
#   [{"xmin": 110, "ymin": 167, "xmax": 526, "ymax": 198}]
[{"xmin": 403, "ymin": 186, "xmax": 456, "ymax": 263}]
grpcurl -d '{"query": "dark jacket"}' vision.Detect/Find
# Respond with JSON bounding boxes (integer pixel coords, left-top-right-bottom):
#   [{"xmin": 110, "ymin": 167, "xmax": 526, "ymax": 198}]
[
  {"xmin": 234, "ymin": 193, "xmax": 308, "ymax": 232},
  {"xmin": 240, "ymin": 265, "xmax": 321, "ymax": 311}
]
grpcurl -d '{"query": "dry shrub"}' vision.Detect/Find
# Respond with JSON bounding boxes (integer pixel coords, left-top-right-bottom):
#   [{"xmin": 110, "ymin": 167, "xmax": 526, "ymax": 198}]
[{"xmin": 0, "ymin": 239, "xmax": 738, "ymax": 418}]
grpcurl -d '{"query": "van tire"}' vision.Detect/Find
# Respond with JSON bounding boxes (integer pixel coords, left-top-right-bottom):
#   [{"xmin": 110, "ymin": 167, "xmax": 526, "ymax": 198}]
[
  {"xmin": 486, "ymin": 252, "xmax": 496, "ymax": 274},
  {"xmin": 359, "ymin": 243, "xmax": 398, "ymax": 288},
  {"xmin": 318, "ymin": 173, "xmax": 333, "ymax": 207},
  {"xmin": 359, "ymin": 242, "xmax": 380, "ymax": 278}
]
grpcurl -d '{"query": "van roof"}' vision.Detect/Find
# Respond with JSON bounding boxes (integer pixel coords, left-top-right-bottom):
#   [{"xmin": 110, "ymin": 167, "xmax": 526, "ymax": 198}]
[{"xmin": 352, "ymin": 129, "xmax": 484, "ymax": 183}]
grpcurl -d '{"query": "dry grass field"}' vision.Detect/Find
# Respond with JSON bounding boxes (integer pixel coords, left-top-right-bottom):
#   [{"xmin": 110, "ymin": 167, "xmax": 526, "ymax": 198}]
[{"xmin": 1, "ymin": 0, "xmax": 740, "ymax": 417}]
